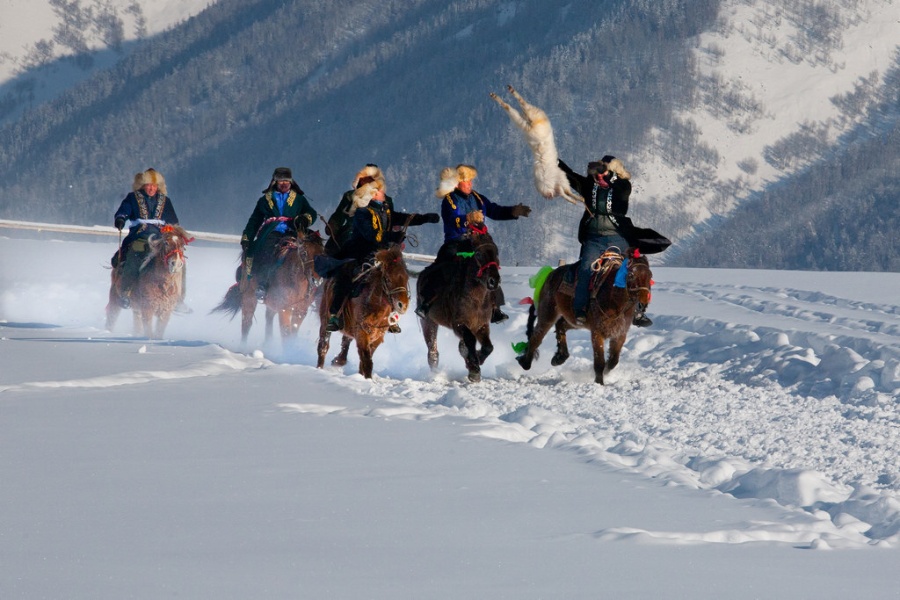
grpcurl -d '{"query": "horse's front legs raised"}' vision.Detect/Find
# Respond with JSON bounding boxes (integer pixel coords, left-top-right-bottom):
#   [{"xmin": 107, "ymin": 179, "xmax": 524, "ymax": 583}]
[{"xmin": 590, "ymin": 330, "xmax": 608, "ymax": 385}]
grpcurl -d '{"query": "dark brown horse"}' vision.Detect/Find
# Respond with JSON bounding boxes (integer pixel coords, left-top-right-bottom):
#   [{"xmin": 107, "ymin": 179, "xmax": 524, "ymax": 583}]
[
  {"xmin": 212, "ymin": 232, "xmax": 324, "ymax": 345},
  {"xmin": 105, "ymin": 224, "xmax": 192, "ymax": 339},
  {"xmin": 316, "ymin": 244, "xmax": 409, "ymax": 378},
  {"xmin": 416, "ymin": 232, "xmax": 501, "ymax": 382},
  {"xmin": 516, "ymin": 249, "xmax": 653, "ymax": 384}
]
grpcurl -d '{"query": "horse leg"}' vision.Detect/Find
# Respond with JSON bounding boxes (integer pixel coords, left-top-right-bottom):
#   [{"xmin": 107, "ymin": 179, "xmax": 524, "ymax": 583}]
[
  {"xmin": 591, "ymin": 330, "xmax": 608, "ymax": 385},
  {"xmin": 456, "ymin": 326, "xmax": 481, "ymax": 382},
  {"xmin": 240, "ymin": 290, "xmax": 256, "ymax": 344},
  {"xmin": 356, "ymin": 333, "xmax": 377, "ymax": 379},
  {"xmin": 516, "ymin": 303, "xmax": 557, "ymax": 371},
  {"xmin": 276, "ymin": 308, "xmax": 293, "ymax": 340},
  {"xmin": 551, "ymin": 318, "xmax": 571, "ymax": 366},
  {"xmin": 331, "ymin": 335, "xmax": 351, "ymax": 367},
  {"xmin": 606, "ymin": 333, "xmax": 627, "ymax": 374},
  {"xmin": 264, "ymin": 307, "xmax": 276, "ymax": 343},
  {"xmin": 422, "ymin": 318, "xmax": 440, "ymax": 370},
  {"xmin": 105, "ymin": 282, "xmax": 121, "ymax": 331},
  {"xmin": 155, "ymin": 311, "xmax": 172, "ymax": 340},
  {"xmin": 474, "ymin": 325, "xmax": 493, "ymax": 366}
]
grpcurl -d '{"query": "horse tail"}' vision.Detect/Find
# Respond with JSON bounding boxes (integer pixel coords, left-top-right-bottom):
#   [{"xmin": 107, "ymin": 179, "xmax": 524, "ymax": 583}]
[{"xmin": 210, "ymin": 283, "xmax": 242, "ymax": 318}]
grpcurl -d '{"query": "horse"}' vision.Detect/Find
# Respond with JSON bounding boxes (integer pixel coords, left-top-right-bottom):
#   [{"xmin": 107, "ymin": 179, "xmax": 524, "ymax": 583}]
[
  {"xmin": 105, "ymin": 224, "xmax": 191, "ymax": 339},
  {"xmin": 490, "ymin": 84, "xmax": 583, "ymax": 206},
  {"xmin": 416, "ymin": 232, "xmax": 501, "ymax": 382},
  {"xmin": 212, "ymin": 232, "xmax": 324, "ymax": 345},
  {"xmin": 515, "ymin": 249, "xmax": 653, "ymax": 384},
  {"xmin": 316, "ymin": 244, "xmax": 409, "ymax": 378}
]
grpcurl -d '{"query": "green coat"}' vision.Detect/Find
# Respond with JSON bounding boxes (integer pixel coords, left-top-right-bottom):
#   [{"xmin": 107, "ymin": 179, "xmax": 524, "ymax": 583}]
[{"xmin": 241, "ymin": 188, "xmax": 317, "ymax": 250}]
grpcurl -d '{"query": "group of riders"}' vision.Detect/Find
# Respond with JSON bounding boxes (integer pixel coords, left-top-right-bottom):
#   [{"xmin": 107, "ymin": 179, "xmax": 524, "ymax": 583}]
[{"xmin": 112, "ymin": 156, "xmax": 661, "ymax": 331}]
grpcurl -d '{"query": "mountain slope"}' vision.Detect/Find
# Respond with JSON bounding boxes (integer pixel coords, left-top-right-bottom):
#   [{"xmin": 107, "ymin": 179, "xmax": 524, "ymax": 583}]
[{"xmin": 0, "ymin": 0, "xmax": 898, "ymax": 268}]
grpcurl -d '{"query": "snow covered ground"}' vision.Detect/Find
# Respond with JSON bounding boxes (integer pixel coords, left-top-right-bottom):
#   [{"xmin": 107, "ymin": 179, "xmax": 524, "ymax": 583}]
[{"xmin": 2, "ymin": 234, "xmax": 900, "ymax": 598}]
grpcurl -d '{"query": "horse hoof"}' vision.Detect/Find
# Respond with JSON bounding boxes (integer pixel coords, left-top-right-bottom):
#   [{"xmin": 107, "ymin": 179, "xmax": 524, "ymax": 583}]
[
  {"xmin": 550, "ymin": 352, "xmax": 569, "ymax": 366},
  {"xmin": 468, "ymin": 370, "xmax": 481, "ymax": 383},
  {"xmin": 515, "ymin": 354, "xmax": 531, "ymax": 371},
  {"xmin": 331, "ymin": 357, "xmax": 347, "ymax": 367}
]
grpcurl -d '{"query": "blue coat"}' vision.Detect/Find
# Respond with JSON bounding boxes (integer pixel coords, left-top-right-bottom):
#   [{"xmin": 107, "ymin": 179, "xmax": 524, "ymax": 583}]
[{"xmin": 440, "ymin": 189, "xmax": 517, "ymax": 242}]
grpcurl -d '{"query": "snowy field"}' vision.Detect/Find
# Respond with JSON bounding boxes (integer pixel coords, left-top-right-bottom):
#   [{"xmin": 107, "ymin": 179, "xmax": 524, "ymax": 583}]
[{"xmin": 2, "ymin": 234, "xmax": 900, "ymax": 598}]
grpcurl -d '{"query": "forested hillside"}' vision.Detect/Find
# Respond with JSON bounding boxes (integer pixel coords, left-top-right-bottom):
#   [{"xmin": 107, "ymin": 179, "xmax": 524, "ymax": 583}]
[{"xmin": 0, "ymin": 0, "xmax": 898, "ymax": 269}]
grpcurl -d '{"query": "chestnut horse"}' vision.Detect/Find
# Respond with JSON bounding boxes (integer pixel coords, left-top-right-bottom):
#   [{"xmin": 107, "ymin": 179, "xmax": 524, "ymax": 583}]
[
  {"xmin": 516, "ymin": 249, "xmax": 652, "ymax": 384},
  {"xmin": 105, "ymin": 224, "xmax": 191, "ymax": 339},
  {"xmin": 416, "ymin": 232, "xmax": 501, "ymax": 382},
  {"xmin": 212, "ymin": 232, "xmax": 324, "ymax": 345},
  {"xmin": 316, "ymin": 244, "xmax": 409, "ymax": 378}
]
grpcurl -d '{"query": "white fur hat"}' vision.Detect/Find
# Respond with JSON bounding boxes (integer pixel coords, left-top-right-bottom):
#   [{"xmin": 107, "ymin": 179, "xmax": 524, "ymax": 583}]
[
  {"xmin": 352, "ymin": 164, "xmax": 385, "ymax": 190},
  {"xmin": 435, "ymin": 166, "xmax": 458, "ymax": 197},
  {"xmin": 133, "ymin": 168, "xmax": 167, "ymax": 194}
]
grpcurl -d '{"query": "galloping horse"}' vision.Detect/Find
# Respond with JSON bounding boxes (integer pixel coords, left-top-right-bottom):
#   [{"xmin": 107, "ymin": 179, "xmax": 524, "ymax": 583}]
[
  {"xmin": 516, "ymin": 249, "xmax": 653, "ymax": 384},
  {"xmin": 105, "ymin": 224, "xmax": 192, "ymax": 339},
  {"xmin": 212, "ymin": 232, "xmax": 324, "ymax": 345},
  {"xmin": 416, "ymin": 232, "xmax": 501, "ymax": 382},
  {"xmin": 316, "ymin": 244, "xmax": 409, "ymax": 378}
]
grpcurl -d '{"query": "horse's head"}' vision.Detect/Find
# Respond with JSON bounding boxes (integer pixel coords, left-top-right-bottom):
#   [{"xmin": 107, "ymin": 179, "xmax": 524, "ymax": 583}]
[
  {"xmin": 373, "ymin": 244, "xmax": 410, "ymax": 314},
  {"xmin": 160, "ymin": 224, "xmax": 191, "ymax": 274},
  {"xmin": 627, "ymin": 251, "xmax": 653, "ymax": 306},
  {"xmin": 466, "ymin": 235, "xmax": 501, "ymax": 291}
]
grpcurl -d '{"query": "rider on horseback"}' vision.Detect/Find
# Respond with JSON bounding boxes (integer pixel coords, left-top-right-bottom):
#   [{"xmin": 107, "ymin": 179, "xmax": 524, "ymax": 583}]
[
  {"xmin": 557, "ymin": 155, "xmax": 654, "ymax": 327},
  {"xmin": 112, "ymin": 168, "xmax": 189, "ymax": 313},
  {"xmin": 321, "ymin": 176, "xmax": 439, "ymax": 333},
  {"xmin": 239, "ymin": 167, "xmax": 319, "ymax": 301},
  {"xmin": 415, "ymin": 164, "xmax": 531, "ymax": 322}
]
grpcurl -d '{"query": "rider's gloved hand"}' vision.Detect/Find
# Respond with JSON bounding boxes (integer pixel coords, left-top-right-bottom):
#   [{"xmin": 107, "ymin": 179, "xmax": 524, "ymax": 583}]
[
  {"xmin": 511, "ymin": 204, "xmax": 531, "ymax": 218},
  {"xmin": 114, "ymin": 217, "xmax": 126, "ymax": 231},
  {"xmin": 423, "ymin": 213, "xmax": 440, "ymax": 224}
]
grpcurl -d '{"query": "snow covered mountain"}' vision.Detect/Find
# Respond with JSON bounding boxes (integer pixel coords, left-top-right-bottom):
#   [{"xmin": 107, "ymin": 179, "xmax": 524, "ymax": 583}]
[{"xmin": 0, "ymin": 0, "xmax": 898, "ymax": 268}]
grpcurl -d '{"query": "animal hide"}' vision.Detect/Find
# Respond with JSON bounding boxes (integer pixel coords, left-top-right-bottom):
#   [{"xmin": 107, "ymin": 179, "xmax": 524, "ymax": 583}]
[{"xmin": 490, "ymin": 85, "xmax": 583, "ymax": 206}]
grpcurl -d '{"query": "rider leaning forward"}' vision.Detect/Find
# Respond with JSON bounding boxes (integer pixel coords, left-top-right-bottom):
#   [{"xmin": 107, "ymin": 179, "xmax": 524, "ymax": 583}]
[
  {"xmin": 416, "ymin": 164, "xmax": 531, "ymax": 323},
  {"xmin": 112, "ymin": 167, "xmax": 190, "ymax": 313}
]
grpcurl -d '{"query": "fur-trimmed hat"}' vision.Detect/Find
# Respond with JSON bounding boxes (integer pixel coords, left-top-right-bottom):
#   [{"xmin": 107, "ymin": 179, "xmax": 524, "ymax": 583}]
[
  {"xmin": 587, "ymin": 155, "xmax": 631, "ymax": 180},
  {"xmin": 456, "ymin": 164, "xmax": 478, "ymax": 182},
  {"xmin": 132, "ymin": 168, "xmax": 167, "ymax": 195},
  {"xmin": 434, "ymin": 164, "xmax": 478, "ymax": 197},
  {"xmin": 263, "ymin": 167, "xmax": 303, "ymax": 193},
  {"xmin": 352, "ymin": 164, "xmax": 385, "ymax": 190}
]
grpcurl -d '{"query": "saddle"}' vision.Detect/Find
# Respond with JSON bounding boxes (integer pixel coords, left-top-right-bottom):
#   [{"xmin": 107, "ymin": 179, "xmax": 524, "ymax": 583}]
[{"xmin": 558, "ymin": 250, "xmax": 624, "ymax": 298}]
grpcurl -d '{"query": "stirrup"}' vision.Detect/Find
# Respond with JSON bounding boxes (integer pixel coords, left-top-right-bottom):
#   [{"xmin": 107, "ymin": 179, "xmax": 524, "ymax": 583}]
[
  {"xmin": 415, "ymin": 304, "xmax": 429, "ymax": 319},
  {"xmin": 255, "ymin": 285, "xmax": 267, "ymax": 302}
]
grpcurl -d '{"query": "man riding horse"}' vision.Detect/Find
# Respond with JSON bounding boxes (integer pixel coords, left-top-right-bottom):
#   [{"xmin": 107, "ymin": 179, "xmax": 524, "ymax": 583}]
[
  {"xmin": 318, "ymin": 175, "xmax": 439, "ymax": 333},
  {"xmin": 111, "ymin": 167, "xmax": 189, "ymax": 313},
  {"xmin": 239, "ymin": 167, "xmax": 319, "ymax": 302},
  {"xmin": 416, "ymin": 164, "xmax": 531, "ymax": 323}
]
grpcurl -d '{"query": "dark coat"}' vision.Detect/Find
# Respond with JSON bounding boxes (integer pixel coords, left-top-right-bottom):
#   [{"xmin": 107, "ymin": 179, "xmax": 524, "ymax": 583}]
[
  {"xmin": 440, "ymin": 189, "xmax": 518, "ymax": 242},
  {"xmin": 325, "ymin": 190, "xmax": 396, "ymax": 256},
  {"xmin": 337, "ymin": 199, "xmax": 429, "ymax": 261},
  {"xmin": 114, "ymin": 190, "xmax": 179, "ymax": 247},
  {"xmin": 241, "ymin": 186, "xmax": 317, "ymax": 250}
]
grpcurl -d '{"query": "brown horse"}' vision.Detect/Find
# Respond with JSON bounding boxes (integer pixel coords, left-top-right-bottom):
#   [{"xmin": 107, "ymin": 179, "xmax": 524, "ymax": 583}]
[
  {"xmin": 516, "ymin": 249, "xmax": 653, "ymax": 384},
  {"xmin": 316, "ymin": 244, "xmax": 409, "ymax": 378},
  {"xmin": 105, "ymin": 224, "xmax": 192, "ymax": 339},
  {"xmin": 212, "ymin": 232, "xmax": 324, "ymax": 345},
  {"xmin": 416, "ymin": 232, "xmax": 501, "ymax": 382}
]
